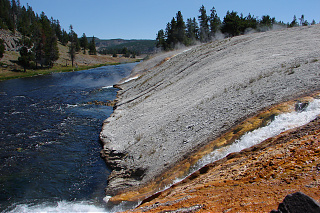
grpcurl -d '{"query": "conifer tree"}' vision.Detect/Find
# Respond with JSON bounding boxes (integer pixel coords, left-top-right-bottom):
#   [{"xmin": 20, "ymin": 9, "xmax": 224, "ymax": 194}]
[
  {"xmin": 209, "ymin": 7, "xmax": 221, "ymax": 37},
  {"xmin": 176, "ymin": 11, "xmax": 186, "ymax": 45},
  {"xmin": 289, "ymin": 15, "xmax": 298, "ymax": 27},
  {"xmin": 221, "ymin": 11, "xmax": 242, "ymax": 37},
  {"xmin": 32, "ymin": 21, "xmax": 45, "ymax": 68},
  {"xmin": 68, "ymin": 25, "xmax": 77, "ymax": 67},
  {"xmin": 186, "ymin": 18, "xmax": 199, "ymax": 45},
  {"xmin": 80, "ymin": 33, "xmax": 88, "ymax": 54},
  {"xmin": 260, "ymin": 15, "xmax": 274, "ymax": 30},
  {"xmin": 89, "ymin": 36, "xmax": 97, "ymax": 55},
  {"xmin": 198, "ymin": 5, "xmax": 210, "ymax": 42},
  {"xmin": 156, "ymin": 29, "xmax": 166, "ymax": 50},
  {"xmin": 165, "ymin": 18, "xmax": 178, "ymax": 49},
  {"xmin": 18, "ymin": 36, "xmax": 34, "ymax": 72},
  {"xmin": 45, "ymin": 31, "xmax": 59, "ymax": 67},
  {"xmin": 61, "ymin": 29, "xmax": 69, "ymax": 46}
]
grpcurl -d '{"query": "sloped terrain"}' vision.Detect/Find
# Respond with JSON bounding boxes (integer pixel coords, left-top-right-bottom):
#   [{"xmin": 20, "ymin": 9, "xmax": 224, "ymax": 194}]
[
  {"xmin": 131, "ymin": 115, "xmax": 320, "ymax": 212},
  {"xmin": 100, "ymin": 25, "xmax": 320, "ymax": 203}
]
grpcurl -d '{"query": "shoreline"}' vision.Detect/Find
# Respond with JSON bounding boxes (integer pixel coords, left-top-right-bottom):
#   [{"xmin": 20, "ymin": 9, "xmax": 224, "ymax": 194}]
[{"xmin": 0, "ymin": 60, "xmax": 141, "ymax": 81}]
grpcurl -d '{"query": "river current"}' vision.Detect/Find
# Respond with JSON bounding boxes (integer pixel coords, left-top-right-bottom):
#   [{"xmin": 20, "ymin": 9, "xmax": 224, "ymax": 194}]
[{"xmin": 0, "ymin": 63, "xmax": 138, "ymax": 212}]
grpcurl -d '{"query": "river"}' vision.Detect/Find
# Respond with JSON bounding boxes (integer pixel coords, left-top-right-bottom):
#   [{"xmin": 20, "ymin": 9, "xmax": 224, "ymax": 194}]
[{"xmin": 0, "ymin": 63, "xmax": 138, "ymax": 212}]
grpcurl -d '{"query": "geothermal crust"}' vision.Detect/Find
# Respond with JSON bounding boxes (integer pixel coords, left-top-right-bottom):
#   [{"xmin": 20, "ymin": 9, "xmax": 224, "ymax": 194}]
[{"xmin": 100, "ymin": 25, "xmax": 320, "ymax": 198}]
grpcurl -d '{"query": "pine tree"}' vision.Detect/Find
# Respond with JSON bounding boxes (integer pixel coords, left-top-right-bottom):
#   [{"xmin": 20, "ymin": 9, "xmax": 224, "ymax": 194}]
[
  {"xmin": 80, "ymin": 33, "xmax": 88, "ymax": 54},
  {"xmin": 289, "ymin": 15, "xmax": 298, "ymax": 27},
  {"xmin": 209, "ymin": 7, "xmax": 221, "ymax": 37},
  {"xmin": 221, "ymin": 11, "xmax": 242, "ymax": 37},
  {"xmin": 260, "ymin": 15, "xmax": 273, "ymax": 30},
  {"xmin": 176, "ymin": 11, "xmax": 186, "ymax": 45},
  {"xmin": 32, "ymin": 21, "xmax": 45, "ymax": 68},
  {"xmin": 45, "ymin": 31, "xmax": 59, "ymax": 67},
  {"xmin": 165, "ymin": 18, "xmax": 178, "ymax": 49},
  {"xmin": 186, "ymin": 18, "xmax": 199, "ymax": 45},
  {"xmin": 89, "ymin": 36, "xmax": 97, "ymax": 55},
  {"xmin": 68, "ymin": 25, "xmax": 77, "ymax": 67},
  {"xmin": 198, "ymin": 5, "xmax": 210, "ymax": 42},
  {"xmin": 61, "ymin": 29, "xmax": 69, "ymax": 46},
  {"xmin": 18, "ymin": 36, "xmax": 34, "ymax": 72},
  {"xmin": 156, "ymin": 29, "xmax": 166, "ymax": 50}
]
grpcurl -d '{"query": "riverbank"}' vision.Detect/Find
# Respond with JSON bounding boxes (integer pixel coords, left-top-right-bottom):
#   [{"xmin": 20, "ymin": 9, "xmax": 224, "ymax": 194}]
[
  {"xmin": 100, "ymin": 24, "xmax": 320, "ymax": 205},
  {"xmin": 0, "ymin": 37, "xmax": 142, "ymax": 81},
  {"xmin": 0, "ymin": 60, "xmax": 139, "ymax": 81}
]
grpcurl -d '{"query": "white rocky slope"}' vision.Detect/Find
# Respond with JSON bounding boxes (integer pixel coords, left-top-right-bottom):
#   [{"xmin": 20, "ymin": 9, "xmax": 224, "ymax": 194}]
[{"xmin": 100, "ymin": 25, "xmax": 320, "ymax": 197}]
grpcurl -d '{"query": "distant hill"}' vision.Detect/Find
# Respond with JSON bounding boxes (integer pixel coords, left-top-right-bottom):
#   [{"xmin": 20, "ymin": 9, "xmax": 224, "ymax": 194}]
[{"xmin": 88, "ymin": 37, "xmax": 157, "ymax": 55}]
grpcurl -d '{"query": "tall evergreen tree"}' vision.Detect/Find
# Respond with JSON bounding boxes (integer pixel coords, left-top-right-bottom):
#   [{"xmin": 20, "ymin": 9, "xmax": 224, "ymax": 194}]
[
  {"xmin": 45, "ymin": 31, "xmax": 59, "ymax": 67},
  {"xmin": 89, "ymin": 36, "xmax": 97, "ymax": 55},
  {"xmin": 32, "ymin": 21, "xmax": 45, "ymax": 68},
  {"xmin": 50, "ymin": 18, "xmax": 62, "ymax": 42},
  {"xmin": 209, "ymin": 7, "xmax": 221, "ymax": 37},
  {"xmin": 61, "ymin": 29, "xmax": 69, "ymax": 46},
  {"xmin": 18, "ymin": 36, "xmax": 34, "ymax": 72},
  {"xmin": 165, "ymin": 18, "xmax": 178, "ymax": 49},
  {"xmin": 10, "ymin": 0, "xmax": 17, "ymax": 33},
  {"xmin": 198, "ymin": 5, "xmax": 210, "ymax": 42},
  {"xmin": 80, "ymin": 33, "xmax": 88, "ymax": 54},
  {"xmin": 68, "ymin": 25, "xmax": 77, "ymax": 67},
  {"xmin": 176, "ymin": 11, "xmax": 187, "ymax": 45},
  {"xmin": 260, "ymin": 15, "xmax": 274, "ymax": 30},
  {"xmin": 186, "ymin": 17, "xmax": 199, "ymax": 45},
  {"xmin": 156, "ymin": 29, "xmax": 166, "ymax": 50},
  {"xmin": 221, "ymin": 11, "xmax": 242, "ymax": 37}
]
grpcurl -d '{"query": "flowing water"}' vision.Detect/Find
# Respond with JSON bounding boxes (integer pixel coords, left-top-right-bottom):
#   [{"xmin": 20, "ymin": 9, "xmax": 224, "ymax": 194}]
[
  {"xmin": 0, "ymin": 63, "xmax": 138, "ymax": 212},
  {"xmin": 194, "ymin": 98, "xmax": 320, "ymax": 170}
]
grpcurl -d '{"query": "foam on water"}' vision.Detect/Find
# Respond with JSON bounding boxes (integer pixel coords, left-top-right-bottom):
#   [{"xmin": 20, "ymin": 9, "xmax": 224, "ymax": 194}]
[
  {"xmin": 195, "ymin": 98, "xmax": 320, "ymax": 170},
  {"xmin": 101, "ymin": 85, "xmax": 114, "ymax": 89},
  {"xmin": 6, "ymin": 201, "xmax": 107, "ymax": 213},
  {"xmin": 122, "ymin": 75, "xmax": 139, "ymax": 84}
]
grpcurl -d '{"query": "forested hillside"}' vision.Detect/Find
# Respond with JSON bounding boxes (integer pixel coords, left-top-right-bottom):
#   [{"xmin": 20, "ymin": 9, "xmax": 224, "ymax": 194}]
[
  {"xmin": 96, "ymin": 39, "xmax": 156, "ymax": 56},
  {"xmin": 0, "ymin": 0, "xmax": 97, "ymax": 71},
  {"xmin": 156, "ymin": 4, "xmax": 318, "ymax": 50}
]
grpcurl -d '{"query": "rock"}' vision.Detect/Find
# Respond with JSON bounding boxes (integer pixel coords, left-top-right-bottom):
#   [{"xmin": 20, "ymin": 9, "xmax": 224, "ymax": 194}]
[
  {"xmin": 294, "ymin": 101, "xmax": 309, "ymax": 112},
  {"xmin": 271, "ymin": 192, "xmax": 320, "ymax": 213}
]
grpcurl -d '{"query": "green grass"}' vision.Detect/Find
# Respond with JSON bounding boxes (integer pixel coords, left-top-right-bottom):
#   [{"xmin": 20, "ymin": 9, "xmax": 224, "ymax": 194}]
[{"xmin": 0, "ymin": 60, "xmax": 141, "ymax": 81}]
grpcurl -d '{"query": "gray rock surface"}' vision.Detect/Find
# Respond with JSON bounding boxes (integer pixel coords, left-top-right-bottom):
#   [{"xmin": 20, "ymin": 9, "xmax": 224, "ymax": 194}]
[
  {"xmin": 0, "ymin": 29, "xmax": 21, "ymax": 51},
  {"xmin": 100, "ymin": 25, "xmax": 320, "ymax": 196}
]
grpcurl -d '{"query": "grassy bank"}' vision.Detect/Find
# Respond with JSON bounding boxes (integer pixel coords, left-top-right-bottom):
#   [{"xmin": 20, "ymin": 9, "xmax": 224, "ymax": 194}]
[{"xmin": 0, "ymin": 60, "xmax": 141, "ymax": 81}]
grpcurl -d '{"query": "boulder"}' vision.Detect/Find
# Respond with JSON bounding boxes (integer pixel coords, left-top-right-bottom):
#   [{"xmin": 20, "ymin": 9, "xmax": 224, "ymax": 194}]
[{"xmin": 271, "ymin": 192, "xmax": 320, "ymax": 213}]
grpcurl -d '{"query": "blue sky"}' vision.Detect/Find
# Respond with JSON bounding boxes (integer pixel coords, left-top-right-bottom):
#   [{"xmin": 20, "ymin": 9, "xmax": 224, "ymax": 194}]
[{"xmin": 19, "ymin": 0, "xmax": 320, "ymax": 40}]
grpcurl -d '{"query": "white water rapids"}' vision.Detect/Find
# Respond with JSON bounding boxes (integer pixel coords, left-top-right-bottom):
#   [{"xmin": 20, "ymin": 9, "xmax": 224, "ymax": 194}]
[{"xmin": 6, "ymin": 98, "xmax": 320, "ymax": 213}]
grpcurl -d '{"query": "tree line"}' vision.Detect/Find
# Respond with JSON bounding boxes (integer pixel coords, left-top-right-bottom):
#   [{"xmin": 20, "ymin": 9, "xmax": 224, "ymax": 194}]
[
  {"xmin": 0, "ymin": 0, "xmax": 96, "ymax": 71},
  {"xmin": 156, "ymin": 5, "xmax": 318, "ymax": 50},
  {"xmin": 98, "ymin": 46, "xmax": 137, "ymax": 58}
]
